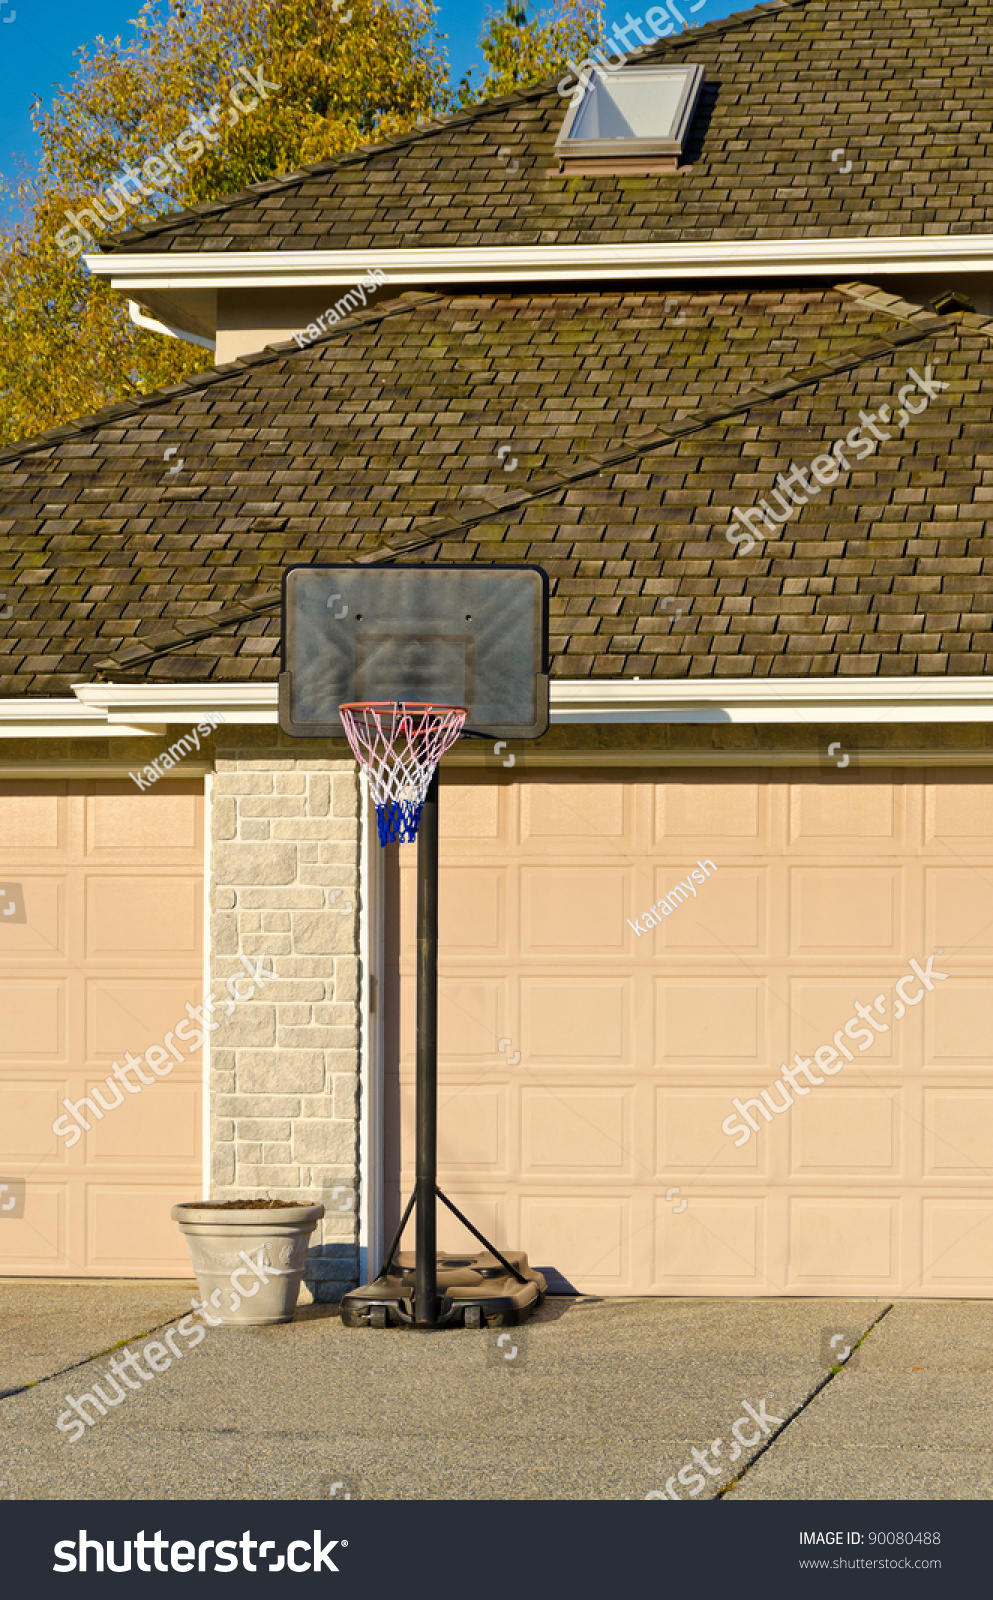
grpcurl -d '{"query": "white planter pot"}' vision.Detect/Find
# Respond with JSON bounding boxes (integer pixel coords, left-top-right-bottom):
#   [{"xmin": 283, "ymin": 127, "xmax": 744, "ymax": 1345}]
[{"xmin": 171, "ymin": 1201, "xmax": 325, "ymax": 1325}]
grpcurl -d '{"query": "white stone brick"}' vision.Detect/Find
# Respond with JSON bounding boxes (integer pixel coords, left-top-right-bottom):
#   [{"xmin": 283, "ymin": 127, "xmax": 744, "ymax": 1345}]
[
  {"xmin": 214, "ymin": 842, "xmax": 297, "ymax": 886},
  {"xmin": 307, "ymin": 775, "xmax": 331, "ymax": 816},
  {"xmin": 214, "ymin": 1004, "xmax": 276, "ymax": 1048},
  {"xmin": 236, "ymin": 1051, "xmax": 326, "ymax": 1095},
  {"xmin": 274, "ymin": 773, "xmax": 307, "ymax": 795},
  {"xmin": 234, "ymin": 1119, "xmax": 291, "ymax": 1141},
  {"xmin": 292, "ymin": 1119, "xmax": 356, "ymax": 1163},
  {"xmin": 291, "ymin": 910, "xmax": 356, "ymax": 955},
  {"xmin": 272, "ymin": 818, "xmax": 336, "ymax": 840},
  {"xmin": 214, "ymin": 773, "xmax": 273, "ymax": 794},
  {"xmin": 237, "ymin": 1164, "xmax": 301, "ymax": 1187},
  {"xmin": 241, "ymin": 795, "xmax": 307, "ymax": 817}
]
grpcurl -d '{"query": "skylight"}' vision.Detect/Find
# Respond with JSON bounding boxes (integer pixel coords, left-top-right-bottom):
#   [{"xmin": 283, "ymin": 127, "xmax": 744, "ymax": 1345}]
[{"xmin": 556, "ymin": 64, "xmax": 705, "ymax": 171}]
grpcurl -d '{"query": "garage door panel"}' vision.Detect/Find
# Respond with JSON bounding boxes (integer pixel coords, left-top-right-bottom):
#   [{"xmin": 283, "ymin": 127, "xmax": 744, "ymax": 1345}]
[
  {"xmin": 789, "ymin": 776, "xmax": 903, "ymax": 850},
  {"xmin": 655, "ymin": 979, "xmax": 763, "ymax": 1064},
  {"xmin": 84, "ymin": 1079, "xmax": 201, "ymax": 1167},
  {"xmin": 0, "ymin": 784, "xmax": 203, "ymax": 1280},
  {"xmin": 654, "ymin": 1196, "xmax": 763, "ymax": 1284},
  {"xmin": 0, "ymin": 1185, "xmax": 65, "ymax": 1265},
  {"xmin": 651, "ymin": 864, "xmax": 767, "ymax": 955},
  {"xmin": 0, "ymin": 1082, "xmax": 68, "ymax": 1161},
  {"xmin": 654, "ymin": 777, "xmax": 771, "ymax": 852},
  {"xmin": 520, "ymin": 1196, "xmax": 630, "ymax": 1290},
  {"xmin": 925, "ymin": 865, "xmax": 993, "ymax": 957},
  {"xmin": 925, "ymin": 776, "xmax": 993, "ymax": 847},
  {"xmin": 926, "ymin": 979, "xmax": 993, "ymax": 1065},
  {"xmin": 0, "ymin": 783, "xmax": 68, "ymax": 855},
  {"xmin": 922, "ymin": 1200, "xmax": 993, "ymax": 1288},
  {"xmin": 789, "ymin": 1198, "xmax": 899, "ymax": 1285},
  {"xmin": 924, "ymin": 1089, "xmax": 993, "ymax": 1176},
  {"xmin": 523, "ymin": 978, "xmax": 629, "ymax": 1063},
  {"xmin": 656, "ymin": 1088, "xmax": 768, "ymax": 1174},
  {"xmin": 86, "ymin": 1184, "xmax": 195, "ymax": 1273},
  {"xmin": 437, "ymin": 866, "xmax": 505, "ymax": 955},
  {"xmin": 522, "ymin": 1088, "xmax": 632, "ymax": 1175},
  {"xmin": 85, "ymin": 782, "xmax": 203, "ymax": 858},
  {"xmin": 85, "ymin": 875, "xmax": 202, "ymax": 962},
  {"xmin": 790, "ymin": 1089, "xmax": 899, "ymax": 1175},
  {"xmin": 438, "ymin": 782, "xmax": 503, "ymax": 841},
  {"xmin": 791, "ymin": 866, "xmax": 901, "ymax": 954},
  {"xmin": 0, "ymin": 979, "xmax": 66, "ymax": 1060},
  {"xmin": 520, "ymin": 780, "xmax": 628, "ymax": 846},
  {"xmin": 406, "ymin": 1082, "xmax": 507, "ymax": 1173},
  {"xmin": 87, "ymin": 978, "xmax": 203, "ymax": 1066},
  {"xmin": 523, "ymin": 865, "xmax": 628, "ymax": 953},
  {"xmin": 790, "ymin": 978, "xmax": 901, "ymax": 1066},
  {"xmin": 0, "ymin": 876, "xmax": 65, "ymax": 958}
]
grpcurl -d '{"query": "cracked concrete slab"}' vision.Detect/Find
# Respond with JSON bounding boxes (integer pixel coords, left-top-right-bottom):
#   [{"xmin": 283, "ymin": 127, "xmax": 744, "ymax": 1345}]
[
  {"xmin": 725, "ymin": 1301, "xmax": 993, "ymax": 1500},
  {"xmin": 0, "ymin": 1288, "xmax": 887, "ymax": 1501},
  {"xmin": 0, "ymin": 1280, "xmax": 196, "ymax": 1393}
]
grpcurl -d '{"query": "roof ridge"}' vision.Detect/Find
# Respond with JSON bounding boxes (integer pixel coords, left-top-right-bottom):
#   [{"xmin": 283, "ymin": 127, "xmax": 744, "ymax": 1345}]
[
  {"xmin": 96, "ymin": 295, "xmax": 953, "ymax": 674},
  {"xmin": 95, "ymin": 0, "xmax": 818, "ymax": 254}
]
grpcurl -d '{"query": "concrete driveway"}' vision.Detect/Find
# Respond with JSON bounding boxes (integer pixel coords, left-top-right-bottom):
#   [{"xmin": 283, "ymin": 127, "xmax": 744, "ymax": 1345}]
[{"xmin": 0, "ymin": 1282, "xmax": 989, "ymax": 1500}]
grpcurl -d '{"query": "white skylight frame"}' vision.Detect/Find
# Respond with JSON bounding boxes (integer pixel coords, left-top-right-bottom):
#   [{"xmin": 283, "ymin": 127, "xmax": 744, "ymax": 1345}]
[{"xmin": 556, "ymin": 63, "xmax": 705, "ymax": 162}]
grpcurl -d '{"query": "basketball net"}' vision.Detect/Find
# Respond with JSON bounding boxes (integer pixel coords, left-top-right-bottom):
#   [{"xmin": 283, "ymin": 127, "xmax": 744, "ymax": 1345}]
[{"xmin": 339, "ymin": 702, "xmax": 467, "ymax": 845}]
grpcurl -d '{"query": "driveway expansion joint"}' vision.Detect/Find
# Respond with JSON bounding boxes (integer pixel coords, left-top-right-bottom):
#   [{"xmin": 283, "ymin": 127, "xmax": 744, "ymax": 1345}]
[{"xmin": 716, "ymin": 1303, "xmax": 894, "ymax": 1500}]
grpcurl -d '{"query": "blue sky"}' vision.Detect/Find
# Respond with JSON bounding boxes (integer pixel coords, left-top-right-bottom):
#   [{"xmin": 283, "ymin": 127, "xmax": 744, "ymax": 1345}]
[{"xmin": 0, "ymin": 0, "xmax": 746, "ymax": 222}]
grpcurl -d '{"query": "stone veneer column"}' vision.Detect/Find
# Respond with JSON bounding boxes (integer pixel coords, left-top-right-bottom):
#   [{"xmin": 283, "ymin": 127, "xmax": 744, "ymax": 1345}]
[{"xmin": 208, "ymin": 734, "xmax": 361, "ymax": 1302}]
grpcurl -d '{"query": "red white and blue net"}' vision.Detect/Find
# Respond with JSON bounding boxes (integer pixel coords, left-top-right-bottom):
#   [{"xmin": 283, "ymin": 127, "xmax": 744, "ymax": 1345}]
[{"xmin": 339, "ymin": 701, "xmax": 467, "ymax": 845}]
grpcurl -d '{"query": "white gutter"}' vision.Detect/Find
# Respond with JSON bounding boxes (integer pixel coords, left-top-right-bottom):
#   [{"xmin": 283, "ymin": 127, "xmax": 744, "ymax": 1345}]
[
  {"xmin": 551, "ymin": 678, "xmax": 993, "ymax": 724},
  {"xmin": 129, "ymin": 299, "xmax": 216, "ymax": 353},
  {"xmin": 84, "ymin": 233, "xmax": 993, "ymax": 292},
  {"xmin": 0, "ymin": 677, "xmax": 992, "ymax": 735}
]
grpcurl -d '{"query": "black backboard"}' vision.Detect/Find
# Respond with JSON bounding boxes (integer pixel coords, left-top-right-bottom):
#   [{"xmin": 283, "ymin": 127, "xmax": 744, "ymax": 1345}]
[{"xmin": 280, "ymin": 564, "xmax": 549, "ymax": 739}]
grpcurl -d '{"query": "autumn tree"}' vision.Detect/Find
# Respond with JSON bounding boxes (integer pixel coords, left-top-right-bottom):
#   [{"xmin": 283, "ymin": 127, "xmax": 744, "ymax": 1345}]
[
  {"xmin": 471, "ymin": 0, "xmax": 602, "ymax": 101},
  {"xmin": 0, "ymin": 0, "xmax": 450, "ymax": 445},
  {"xmin": 0, "ymin": 0, "xmax": 603, "ymax": 446}
]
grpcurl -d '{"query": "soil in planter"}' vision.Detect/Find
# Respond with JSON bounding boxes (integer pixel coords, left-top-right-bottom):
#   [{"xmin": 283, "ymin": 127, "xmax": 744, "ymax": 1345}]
[{"xmin": 181, "ymin": 1199, "xmax": 305, "ymax": 1210}]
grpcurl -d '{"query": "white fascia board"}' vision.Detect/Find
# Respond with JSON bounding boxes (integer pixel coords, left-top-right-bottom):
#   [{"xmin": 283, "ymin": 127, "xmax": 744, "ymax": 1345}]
[
  {"xmin": 0, "ymin": 678, "xmax": 991, "ymax": 735},
  {"xmin": 552, "ymin": 678, "xmax": 993, "ymax": 724},
  {"xmin": 71, "ymin": 683, "xmax": 278, "ymax": 727},
  {"xmin": 83, "ymin": 233, "xmax": 993, "ymax": 292}
]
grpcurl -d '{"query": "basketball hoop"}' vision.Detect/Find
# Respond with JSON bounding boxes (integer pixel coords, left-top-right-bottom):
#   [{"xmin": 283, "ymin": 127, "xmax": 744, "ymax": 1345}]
[{"xmin": 339, "ymin": 701, "xmax": 467, "ymax": 845}]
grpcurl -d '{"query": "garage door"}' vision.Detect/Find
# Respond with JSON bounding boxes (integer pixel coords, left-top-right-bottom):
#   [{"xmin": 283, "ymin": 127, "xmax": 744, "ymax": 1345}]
[
  {"xmin": 0, "ymin": 780, "xmax": 203, "ymax": 1277},
  {"xmin": 400, "ymin": 768, "xmax": 993, "ymax": 1297}
]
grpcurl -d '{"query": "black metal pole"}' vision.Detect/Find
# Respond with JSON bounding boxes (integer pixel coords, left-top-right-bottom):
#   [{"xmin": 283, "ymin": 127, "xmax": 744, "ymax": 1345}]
[{"xmin": 414, "ymin": 770, "xmax": 439, "ymax": 1326}]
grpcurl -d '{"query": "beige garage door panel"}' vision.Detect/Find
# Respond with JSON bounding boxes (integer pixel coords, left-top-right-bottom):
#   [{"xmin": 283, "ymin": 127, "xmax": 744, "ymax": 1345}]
[
  {"xmin": 399, "ymin": 770, "xmax": 993, "ymax": 1297},
  {"xmin": 0, "ymin": 781, "xmax": 203, "ymax": 1278}
]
